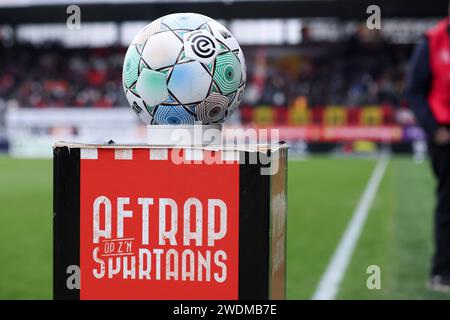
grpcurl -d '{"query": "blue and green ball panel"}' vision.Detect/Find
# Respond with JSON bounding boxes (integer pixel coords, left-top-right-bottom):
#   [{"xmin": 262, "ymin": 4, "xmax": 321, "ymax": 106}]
[
  {"xmin": 122, "ymin": 45, "xmax": 141, "ymax": 89},
  {"xmin": 213, "ymin": 52, "xmax": 242, "ymax": 95},
  {"xmin": 153, "ymin": 105, "xmax": 197, "ymax": 125},
  {"xmin": 161, "ymin": 13, "xmax": 207, "ymax": 31}
]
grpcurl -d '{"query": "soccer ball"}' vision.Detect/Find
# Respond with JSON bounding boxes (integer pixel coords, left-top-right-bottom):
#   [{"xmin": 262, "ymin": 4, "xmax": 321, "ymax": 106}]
[{"xmin": 122, "ymin": 13, "xmax": 246, "ymax": 125}]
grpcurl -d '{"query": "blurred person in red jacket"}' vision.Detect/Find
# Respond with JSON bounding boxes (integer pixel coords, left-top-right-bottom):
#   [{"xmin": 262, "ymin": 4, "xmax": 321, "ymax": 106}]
[{"xmin": 407, "ymin": 4, "xmax": 450, "ymax": 292}]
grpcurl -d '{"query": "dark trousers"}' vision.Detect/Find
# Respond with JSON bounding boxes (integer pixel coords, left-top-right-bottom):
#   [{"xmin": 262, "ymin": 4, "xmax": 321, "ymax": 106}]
[{"xmin": 430, "ymin": 141, "xmax": 450, "ymax": 276}]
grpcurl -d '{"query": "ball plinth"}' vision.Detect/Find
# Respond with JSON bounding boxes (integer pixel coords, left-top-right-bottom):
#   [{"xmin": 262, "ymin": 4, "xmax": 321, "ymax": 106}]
[{"xmin": 147, "ymin": 124, "xmax": 222, "ymax": 146}]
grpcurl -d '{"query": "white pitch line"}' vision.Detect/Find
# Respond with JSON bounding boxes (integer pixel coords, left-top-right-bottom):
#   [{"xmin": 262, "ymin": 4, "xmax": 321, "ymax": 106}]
[{"xmin": 312, "ymin": 154, "xmax": 390, "ymax": 300}]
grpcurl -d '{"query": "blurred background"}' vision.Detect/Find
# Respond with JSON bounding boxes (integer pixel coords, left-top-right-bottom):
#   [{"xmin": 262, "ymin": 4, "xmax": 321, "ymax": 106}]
[{"xmin": 0, "ymin": 0, "xmax": 449, "ymax": 299}]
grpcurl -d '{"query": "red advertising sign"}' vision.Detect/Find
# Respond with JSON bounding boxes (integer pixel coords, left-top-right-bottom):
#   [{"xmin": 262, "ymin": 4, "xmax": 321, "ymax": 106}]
[
  {"xmin": 224, "ymin": 125, "xmax": 404, "ymax": 142},
  {"xmin": 79, "ymin": 148, "xmax": 239, "ymax": 299}
]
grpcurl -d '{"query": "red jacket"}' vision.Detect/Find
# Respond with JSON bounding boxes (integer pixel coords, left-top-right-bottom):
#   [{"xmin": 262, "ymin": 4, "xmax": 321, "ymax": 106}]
[{"xmin": 427, "ymin": 18, "xmax": 450, "ymax": 124}]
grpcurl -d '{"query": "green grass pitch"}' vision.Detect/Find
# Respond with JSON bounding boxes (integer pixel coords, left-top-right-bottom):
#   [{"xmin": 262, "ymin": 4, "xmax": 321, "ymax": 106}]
[{"xmin": 0, "ymin": 155, "xmax": 449, "ymax": 299}]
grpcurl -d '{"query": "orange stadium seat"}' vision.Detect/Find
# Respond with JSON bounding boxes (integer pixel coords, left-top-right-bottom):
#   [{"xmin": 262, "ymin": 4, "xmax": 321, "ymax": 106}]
[
  {"xmin": 288, "ymin": 106, "xmax": 311, "ymax": 125},
  {"xmin": 253, "ymin": 105, "xmax": 276, "ymax": 125},
  {"xmin": 359, "ymin": 106, "xmax": 383, "ymax": 126},
  {"xmin": 323, "ymin": 106, "xmax": 347, "ymax": 126}
]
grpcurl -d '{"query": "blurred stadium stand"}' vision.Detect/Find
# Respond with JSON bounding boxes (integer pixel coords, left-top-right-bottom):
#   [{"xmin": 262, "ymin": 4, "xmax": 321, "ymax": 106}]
[{"xmin": 0, "ymin": 0, "xmax": 446, "ymax": 155}]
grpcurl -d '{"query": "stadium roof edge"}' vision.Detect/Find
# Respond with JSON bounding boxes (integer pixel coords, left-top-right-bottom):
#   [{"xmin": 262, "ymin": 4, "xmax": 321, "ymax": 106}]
[{"xmin": 0, "ymin": 0, "xmax": 448, "ymax": 24}]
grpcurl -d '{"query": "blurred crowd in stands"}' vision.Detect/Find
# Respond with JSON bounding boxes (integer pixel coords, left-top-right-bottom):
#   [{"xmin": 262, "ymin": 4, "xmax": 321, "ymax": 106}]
[
  {"xmin": 244, "ymin": 30, "xmax": 410, "ymax": 109},
  {"xmin": 0, "ymin": 44, "xmax": 126, "ymax": 108},
  {"xmin": 0, "ymin": 29, "xmax": 412, "ymax": 112}
]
